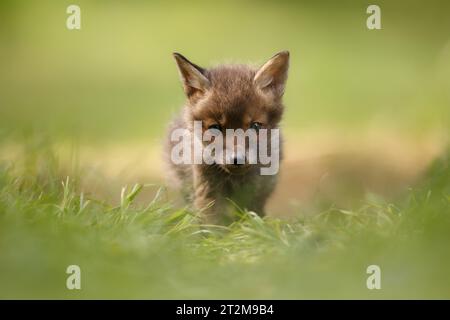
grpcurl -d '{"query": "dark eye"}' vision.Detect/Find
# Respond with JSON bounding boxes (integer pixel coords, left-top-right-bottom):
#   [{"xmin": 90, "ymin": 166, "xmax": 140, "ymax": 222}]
[
  {"xmin": 208, "ymin": 124, "xmax": 222, "ymax": 131},
  {"xmin": 250, "ymin": 122, "xmax": 262, "ymax": 131}
]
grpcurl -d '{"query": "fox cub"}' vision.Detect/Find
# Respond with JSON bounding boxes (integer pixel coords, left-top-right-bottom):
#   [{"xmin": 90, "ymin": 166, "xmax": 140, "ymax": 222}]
[{"xmin": 164, "ymin": 51, "xmax": 290, "ymax": 223}]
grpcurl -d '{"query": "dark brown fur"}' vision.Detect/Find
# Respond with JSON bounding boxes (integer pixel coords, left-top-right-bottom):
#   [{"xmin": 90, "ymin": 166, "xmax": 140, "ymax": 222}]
[{"xmin": 164, "ymin": 51, "xmax": 289, "ymax": 223}]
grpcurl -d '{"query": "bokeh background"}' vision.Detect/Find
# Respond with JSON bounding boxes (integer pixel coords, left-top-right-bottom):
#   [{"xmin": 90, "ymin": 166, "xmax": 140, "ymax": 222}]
[
  {"xmin": 0, "ymin": 0, "xmax": 449, "ymax": 299},
  {"xmin": 1, "ymin": 0, "xmax": 449, "ymax": 213}
]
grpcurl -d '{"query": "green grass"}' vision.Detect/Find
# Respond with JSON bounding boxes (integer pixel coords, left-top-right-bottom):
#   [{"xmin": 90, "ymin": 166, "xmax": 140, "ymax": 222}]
[{"xmin": 0, "ymin": 146, "xmax": 448, "ymax": 299}]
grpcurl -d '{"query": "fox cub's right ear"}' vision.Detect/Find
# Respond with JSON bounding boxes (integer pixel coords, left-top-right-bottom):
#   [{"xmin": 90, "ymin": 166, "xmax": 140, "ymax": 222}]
[{"xmin": 173, "ymin": 53, "xmax": 210, "ymax": 99}]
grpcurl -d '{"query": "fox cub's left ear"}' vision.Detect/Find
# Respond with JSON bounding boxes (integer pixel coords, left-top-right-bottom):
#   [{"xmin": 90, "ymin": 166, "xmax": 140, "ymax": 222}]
[
  {"xmin": 254, "ymin": 51, "xmax": 290, "ymax": 98},
  {"xmin": 173, "ymin": 53, "xmax": 210, "ymax": 100}
]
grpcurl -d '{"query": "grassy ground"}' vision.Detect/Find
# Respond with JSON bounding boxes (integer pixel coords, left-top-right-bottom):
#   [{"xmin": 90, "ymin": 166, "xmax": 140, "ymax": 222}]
[{"xmin": 0, "ymin": 145, "xmax": 448, "ymax": 299}]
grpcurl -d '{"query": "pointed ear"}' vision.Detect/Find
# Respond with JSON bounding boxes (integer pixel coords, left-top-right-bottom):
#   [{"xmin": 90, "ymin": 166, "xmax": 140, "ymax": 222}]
[
  {"xmin": 173, "ymin": 53, "xmax": 210, "ymax": 99},
  {"xmin": 254, "ymin": 51, "xmax": 290, "ymax": 97}
]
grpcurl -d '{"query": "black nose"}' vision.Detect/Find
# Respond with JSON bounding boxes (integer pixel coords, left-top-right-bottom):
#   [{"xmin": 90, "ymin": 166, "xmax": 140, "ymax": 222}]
[{"xmin": 232, "ymin": 156, "xmax": 245, "ymax": 165}]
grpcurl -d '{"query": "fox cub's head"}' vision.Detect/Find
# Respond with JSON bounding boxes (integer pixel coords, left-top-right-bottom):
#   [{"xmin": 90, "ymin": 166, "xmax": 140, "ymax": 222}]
[{"xmin": 173, "ymin": 51, "xmax": 289, "ymax": 174}]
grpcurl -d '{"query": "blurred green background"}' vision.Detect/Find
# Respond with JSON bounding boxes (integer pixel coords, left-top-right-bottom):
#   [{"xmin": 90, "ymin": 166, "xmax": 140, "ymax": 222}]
[
  {"xmin": 2, "ymin": 0, "xmax": 449, "ymax": 209},
  {"xmin": 1, "ymin": 0, "xmax": 449, "ymax": 143},
  {"xmin": 0, "ymin": 0, "xmax": 449, "ymax": 299}
]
